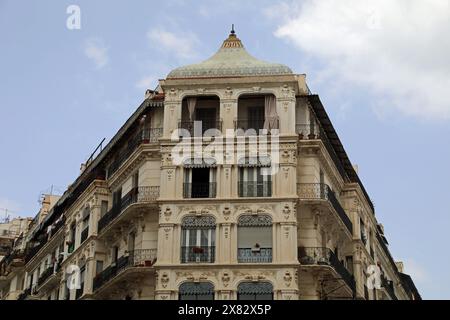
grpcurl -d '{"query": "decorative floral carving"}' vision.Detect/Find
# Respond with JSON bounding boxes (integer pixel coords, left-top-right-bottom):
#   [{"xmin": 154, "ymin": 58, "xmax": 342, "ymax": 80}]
[
  {"xmin": 224, "ymin": 87, "xmax": 233, "ymax": 99},
  {"xmin": 222, "ymin": 272, "xmax": 231, "ymax": 287},
  {"xmin": 164, "ymin": 227, "xmax": 171, "ymax": 240},
  {"xmin": 282, "ymin": 204, "xmax": 291, "ymax": 220},
  {"xmin": 238, "ymin": 214, "xmax": 272, "ymax": 227},
  {"xmin": 164, "ymin": 207, "xmax": 172, "ymax": 221},
  {"xmin": 283, "ymin": 167, "xmax": 290, "ymax": 178},
  {"xmin": 167, "ymin": 169, "xmax": 173, "ymax": 181},
  {"xmin": 161, "ymin": 273, "xmax": 169, "ymax": 288},
  {"xmin": 224, "ymin": 226, "xmax": 229, "ymax": 239},
  {"xmin": 284, "ymin": 271, "xmax": 292, "ymax": 287},
  {"xmin": 222, "ymin": 206, "xmax": 231, "ymax": 221}
]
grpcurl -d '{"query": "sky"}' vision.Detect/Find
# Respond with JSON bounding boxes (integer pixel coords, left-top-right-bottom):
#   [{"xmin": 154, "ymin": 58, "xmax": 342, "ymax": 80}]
[{"xmin": 0, "ymin": 0, "xmax": 449, "ymax": 299}]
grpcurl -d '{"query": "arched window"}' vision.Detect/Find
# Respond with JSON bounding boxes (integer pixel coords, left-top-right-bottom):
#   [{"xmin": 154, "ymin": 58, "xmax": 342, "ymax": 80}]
[
  {"xmin": 237, "ymin": 215, "xmax": 272, "ymax": 263},
  {"xmin": 181, "ymin": 216, "xmax": 216, "ymax": 263},
  {"xmin": 179, "ymin": 282, "xmax": 215, "ymax": 300},
  {"xmin": 237, "ymin": 282, "xmax": 273, "ymax": 300}
]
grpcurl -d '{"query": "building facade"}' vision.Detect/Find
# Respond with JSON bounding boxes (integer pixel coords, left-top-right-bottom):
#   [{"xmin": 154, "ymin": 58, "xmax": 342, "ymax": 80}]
[{"xmin": 0, "ymin": 30, "xmax": 420, "ymax": 300}]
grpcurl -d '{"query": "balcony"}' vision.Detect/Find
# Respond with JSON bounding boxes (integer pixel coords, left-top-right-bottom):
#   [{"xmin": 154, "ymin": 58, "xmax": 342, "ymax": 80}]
[
  {"xmin": 107, "ymin": 128, "xmax": 162, "ymax": 178},
  {"xmin": 234, "ymin": 118, "xmax": 279, "ymax": 135},
  {"xmin": 97, "ymin": 186, "xmax": 159, "ymax": 234},
  {"xmin": 298, "ymin": 247, "xmax": 356, "ymax": 295},
  {"xmin": 238, "ymin": 248, "xmax": 272, "ymax": 263},
  {"xmin": 238, "ymin": 181, "xmax": 272, "ymax": 197},
  {"xmin": 93, "ymin": 249, "xmax": 157, "ymax": 293},
  {"xmin": 181, "ymin": 246, "xmax": 215, "ymax": 263},
  {"xmin": 37, "ymin": 266, "xmax": 54, "ymax": 287},
  {"xmin": 178, "ymin": 119, "xmax": 222, "ymax": 137},
  {"xmin": 381, "ymin": 275, "xmax": 397, "ymax": 300},
  {"xmin": 183, "ymin": 182, "xmax": 216, "ymax": 199},
  {"xmin": 25, "ymin": 241, "xmax": 47, "ymax": 263},
  {"xmin": 17, "ymin": 287, "xmax": 31, "ymax": 300},
  {"xmin": 297, "ymin": 183, "xmax": 353, "ymax": 235}
]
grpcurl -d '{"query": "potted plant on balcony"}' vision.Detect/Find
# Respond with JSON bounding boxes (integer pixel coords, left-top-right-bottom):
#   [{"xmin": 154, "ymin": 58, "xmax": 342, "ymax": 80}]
[{"xmin": 192, "ymin": 246, "xmax": 204, "ymax": 254}]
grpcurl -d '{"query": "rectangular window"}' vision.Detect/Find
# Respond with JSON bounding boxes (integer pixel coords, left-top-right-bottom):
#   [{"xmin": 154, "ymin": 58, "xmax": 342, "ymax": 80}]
[
  {"xmin": 237, "ymin": 226, "xmax": 272, "ymax": 263},
  {"xmin": 181, "ymin": 228, "xmax": 215, "ymax": 263},
  {"xmin": 96, "ymin": 261, "xmax": 104, "ymax": 275},
  {"xmin": 183, "ymin": 168, "xmax": 216, "ymax": 198},
  {"xmin": 113, "ymin": 188, "xmax": 122, "ymax": 207},
  {"xmin": 239, "ymin": 167, "xmax": 271, "ymax": 197},
  {"xmin": 100, "ymin": 201, "xmax": 108, "ymax": 217}
]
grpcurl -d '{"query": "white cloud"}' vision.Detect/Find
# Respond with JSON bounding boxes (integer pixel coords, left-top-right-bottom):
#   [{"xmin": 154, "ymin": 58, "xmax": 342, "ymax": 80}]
[
  {"xmin": 268, "ymin": 0, "xmax": 450, "ymax": 120},
  {"xmin": 402, "ymin": 258, "xmax": 429, "ymax": 285},
  {"xmin": 84, "ymin": 38, "xmax": 109, "ymax": 69},
  {"xmin": 135, "ymin": 75, "xmax": 157, "ymax": 90},
  {"xmin": 147, "ymin": 27, "xmax": 200, "ymax": 60}
]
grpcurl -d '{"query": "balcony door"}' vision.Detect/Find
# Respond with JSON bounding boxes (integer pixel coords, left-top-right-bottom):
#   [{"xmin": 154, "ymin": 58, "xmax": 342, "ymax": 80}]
[
  {"xmin": 239, "ymin": 166, "xmax": 271, "ymax": 197},
  {"xmin": 248, "ymin": 106, "xmax": 264, "ymax": 132},
  {"xmin": 184, "ymin": 167, "xmax": 216, "ymax": 198},
  {"xmin": 181, "ymin": 216, "xmax": 215, "ymax": 263},
  {"xmin": 237, "ymin": 215, "xmax": 272, "ymax": 263},
  {"xmin": 196, "ymin": 108, "xmax": 216, "ymax": 133}
]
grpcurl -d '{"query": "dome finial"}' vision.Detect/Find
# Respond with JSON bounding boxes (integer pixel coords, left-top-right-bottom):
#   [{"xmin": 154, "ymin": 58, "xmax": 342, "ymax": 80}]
[{"xmin": 231, "ymin": 24, "xmax": 235, "ymax": 35}]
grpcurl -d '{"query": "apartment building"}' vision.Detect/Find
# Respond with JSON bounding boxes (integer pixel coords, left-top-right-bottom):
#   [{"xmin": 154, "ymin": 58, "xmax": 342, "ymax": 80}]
[{"xmin": 0, "ymin": 29, "xmax": 420, "ymax": 300}]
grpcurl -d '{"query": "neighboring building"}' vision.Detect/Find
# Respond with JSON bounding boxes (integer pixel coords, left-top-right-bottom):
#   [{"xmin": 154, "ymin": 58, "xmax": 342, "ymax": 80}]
[
  {"xmin": 0, "ymin": 29, "xmax": 420, "ymax": 300},
  {"xmin": 0, "ymin": 194, "xmax": 60, "ymax": 300},
  {"xmin": 0, "ymin": 216, "xmax": 33, "ymax": 300}
]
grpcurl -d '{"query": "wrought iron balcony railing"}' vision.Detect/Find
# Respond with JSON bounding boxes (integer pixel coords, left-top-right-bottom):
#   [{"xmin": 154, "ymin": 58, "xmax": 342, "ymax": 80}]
[
  {"xmin": 180, "ymin": 246, "xmax": 215, "ymax": 263},
  {"xmin": 297, "ymin": 183, "xmax": 353, "ymax": 235},
  {"xmin": 183, "ymin": 182, "xmax": 216, "ymax": 199},
  {"xmin": 97, "ymin": 186, "xmax": 159, "ymax": 233},
  {"xmin": 107, "ymin": 128, "xmax": 162, "ymax": 177},
  {"xmin": 37, "ymin": 265, "xmax": 54, "ymax": 287},
  {"xmin": 178, "ymin": 119, "xmax": 222, "ymax": 136},
  {"xmin": 238, "ymin": 181, "xmax": 272, "ymax": 197},
  {"xmin": 25, "ymin": 241, "xmax": 47, "ymax": 263},
  {"xmin": 381, "ymin": 275, "xmax": 397, "ymax": 300},
  {"xmin": 296, "ymin": 123, "xmax": 374, "ymax": 213},
  {"xmin": 93, "ymin": 249, "xmax": 157, "ymax": 292},
  {"xmin": 376, "ymin": 232, "xmax": 399, "ymax": 276},
  {"xmin": 17, "ymin": 287, "xmax": 31, "ymax": 300},
  {"xmin": 298, "ymin": 247, "xmax": 356, "ymax": 293},
  {"xmin": 234, "ymin": 118, "xmax": 278, "ymax": 134},
  {"xmin": 75, "ymin": 283, "xmax": 84, "ymax": 300},
  {"xmin": 237, "ymin": 248, "xmax": 272, "ymax": 263}
]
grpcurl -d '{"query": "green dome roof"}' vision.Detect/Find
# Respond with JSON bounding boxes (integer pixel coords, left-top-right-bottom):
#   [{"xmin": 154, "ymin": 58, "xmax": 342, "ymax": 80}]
[{"xmin": 167, "ymin": 30, "xmax": 293, "ymax": 79}]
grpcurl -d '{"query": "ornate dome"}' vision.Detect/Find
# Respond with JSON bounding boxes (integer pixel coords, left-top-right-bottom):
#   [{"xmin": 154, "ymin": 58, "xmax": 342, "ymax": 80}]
[{"xmin": 167, "ymin": 28, "xmax": 293, "ymax": 79}]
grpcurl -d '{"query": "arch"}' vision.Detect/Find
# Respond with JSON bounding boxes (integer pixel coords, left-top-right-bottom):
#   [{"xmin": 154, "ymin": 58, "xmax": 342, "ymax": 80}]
[
  {"xmin": 237, "ymin": 214, "xmax": 272, "ymax": 227},
  {"xmin": 236, "ymin": 91, "xmax": 277, "ymax": 100},
  {"xmin": 178, "ymin": 281, "xmax": 215, "ymax": 300},
  {"xmin": 180, "ymin": 92, "xmax": 222, "ymax": 101},
  {"xmin": 181, "ymin": 215, "xmax": 216, "ymax": 229},
  {"xmin": 237, "ymin": 281, "xmax": 273, "ymax": 300}
]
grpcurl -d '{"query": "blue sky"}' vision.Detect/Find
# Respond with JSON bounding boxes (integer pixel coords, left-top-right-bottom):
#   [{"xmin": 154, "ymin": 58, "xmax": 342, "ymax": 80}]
[{"xmin": 1, "ymin": 0, "xmax": 449, "ymax": 299}]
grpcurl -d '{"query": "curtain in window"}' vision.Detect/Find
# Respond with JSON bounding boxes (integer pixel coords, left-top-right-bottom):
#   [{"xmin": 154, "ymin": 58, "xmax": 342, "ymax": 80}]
[
  {"xmin": 263, "ymin": 96, "xmax": 278, "ymax": 131},
  {"xmin": 187, "ymin": 97, "xmax": 197, "ymax": 121}
]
